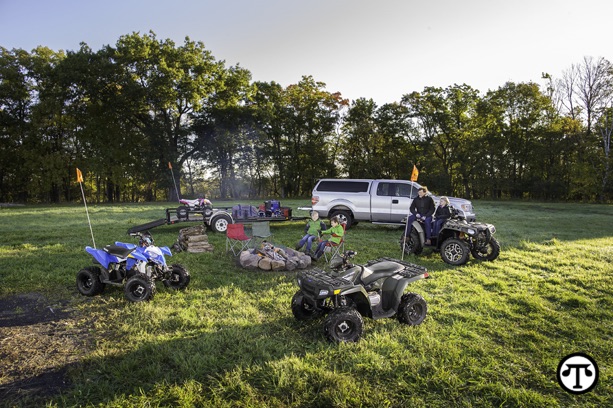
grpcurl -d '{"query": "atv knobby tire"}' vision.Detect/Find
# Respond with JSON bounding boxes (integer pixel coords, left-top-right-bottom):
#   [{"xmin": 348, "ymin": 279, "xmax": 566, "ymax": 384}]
[
  {"xmin": 291, "ymin": 290, "xmax": 323, "ymax": 321},
  {"xmin": 397, "ymin": 293, "xmax": 427, "ymax": 325},
  {"xmin": 401, "ymin": 229, "xmax": 423, "ymax": 256},
  {"xmin": 324, "ymin": 307, "xmax": 364, "ymax": 343},
  {"xmin": 124, "ymin": 274, "xmax": 156, "ymax": 302},
  {"xmin": 76, "ymin": 266, "xmax": 105, "ymax": 296},
  {"xmin": 440, "ymin": 237, "xmax": 470, "ymax": 266},
  {"xmin": 177, "ymin": 206, "xmax": 189, "ymax": 220},
  {"xmin": 164, "ymin": 264, "xmax": 190, "ymax": 290},
  {"xmin": 471, "ymin": 237, "xmax": 501, "ymax": 261}
]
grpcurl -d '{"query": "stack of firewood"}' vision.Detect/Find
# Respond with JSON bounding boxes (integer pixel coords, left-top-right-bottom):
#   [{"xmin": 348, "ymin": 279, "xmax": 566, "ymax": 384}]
[{"xmin": 173, "ymin": 224, "xmax": 214, "ymax": 253}]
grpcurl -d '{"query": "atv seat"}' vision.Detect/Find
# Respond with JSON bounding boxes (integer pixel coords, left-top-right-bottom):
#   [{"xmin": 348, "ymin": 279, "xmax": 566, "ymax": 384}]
[
  {"xmin": 360, "ymin": 261, "xmax": 405, "ymax": 286},
  {"xmin": 103, "ymin": 245, "xmax": 135, "ymax": 259}
]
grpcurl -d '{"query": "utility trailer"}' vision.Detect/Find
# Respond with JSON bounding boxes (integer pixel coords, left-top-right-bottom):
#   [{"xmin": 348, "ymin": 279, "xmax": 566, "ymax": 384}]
[{"xmin": 127, "ymin": 202, "xmax": 306, "ymax": 235}]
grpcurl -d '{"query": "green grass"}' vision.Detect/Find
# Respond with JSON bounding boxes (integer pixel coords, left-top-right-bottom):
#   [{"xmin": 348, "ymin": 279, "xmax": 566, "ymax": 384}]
[{"xmin": 0, "ymin": 200, "xmax": 612, "ymax": 407}]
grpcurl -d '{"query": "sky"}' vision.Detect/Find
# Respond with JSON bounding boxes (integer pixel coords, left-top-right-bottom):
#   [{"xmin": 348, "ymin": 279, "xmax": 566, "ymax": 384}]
[{"xmin": 1, "ymin": 0, "xmax": 611, "ymax": 105}]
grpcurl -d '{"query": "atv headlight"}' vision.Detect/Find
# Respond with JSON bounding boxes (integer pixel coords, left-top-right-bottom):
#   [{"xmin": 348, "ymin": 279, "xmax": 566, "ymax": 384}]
[
  {"xmin": 318, "ymin": 289, "xmax": 329, "ymax": 297},
  {"xmin": 489, "ymin": 225, "xmax": 496, "ymax": 234},
  {"xmin": 467, "ymin": 228, "xmax": 476, "ymax": 235}
]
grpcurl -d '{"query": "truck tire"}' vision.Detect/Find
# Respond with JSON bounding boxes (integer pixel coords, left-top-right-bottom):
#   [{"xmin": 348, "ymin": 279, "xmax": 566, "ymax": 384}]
[
  {"xmin": 209, "ymin": 213, "xmax": 232, "ymax": 233},
  {"xmin": 329, "ymin": 210, "xmax": 353, "ymax": 229}
]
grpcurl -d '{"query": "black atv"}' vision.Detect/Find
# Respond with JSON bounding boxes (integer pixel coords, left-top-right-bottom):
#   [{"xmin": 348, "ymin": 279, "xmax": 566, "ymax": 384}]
[
  {"xmin": 400, "ymin": 209, "xmax": 500, "ymax": 266},
  {"xmin": 292, "ymin": 251, "xmax": 429, "ymax": 343}
]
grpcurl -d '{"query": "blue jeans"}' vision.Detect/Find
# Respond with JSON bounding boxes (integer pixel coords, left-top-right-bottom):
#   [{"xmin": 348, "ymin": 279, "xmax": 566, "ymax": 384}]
[
  {"xmin": 406, "ymin": 215, "xmax": 433, "ymax": 239},
  {"xmin": 298, "ymin": 234, "xmax": 317, "ymax": 253},
  {"xmin": 433, "ymin": 218, "xmax": 448, "ymax": 236},
  {"xmin": 313, "ymin": 240, "xmax": 330, "ymax": 259}
]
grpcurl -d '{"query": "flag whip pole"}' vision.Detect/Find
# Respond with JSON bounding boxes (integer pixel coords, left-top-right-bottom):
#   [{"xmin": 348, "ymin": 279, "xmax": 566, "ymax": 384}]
[
  {"xmin": 76, "ymin": 168, "xmax": 96, "ymax": 248},
  {"xmin": 168, "ymin": 162, "xmax": 180, "ymax": 201},
  {"xmin": 402, "ymin": 165, "xmax": 419, "ymax": 260}
]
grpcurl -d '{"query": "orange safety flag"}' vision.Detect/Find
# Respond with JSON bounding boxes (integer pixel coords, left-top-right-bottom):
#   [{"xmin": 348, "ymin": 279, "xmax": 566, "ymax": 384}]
[
  {"xmin": 76, "ymin": 168, "xmax": 84, "ymax": 183},
  {"xmin": 410, "ymin": 165, "xmax": 419, "ymax": 182},
  {"xmin": 168, "ymin": 162, "xmax": 172, "ymax": 169}
]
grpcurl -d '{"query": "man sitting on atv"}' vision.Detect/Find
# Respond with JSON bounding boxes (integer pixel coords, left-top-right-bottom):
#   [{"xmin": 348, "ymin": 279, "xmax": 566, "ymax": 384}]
[{"xmin": 404, "ymin": 186, "xmax": 435, "ymax": 245}]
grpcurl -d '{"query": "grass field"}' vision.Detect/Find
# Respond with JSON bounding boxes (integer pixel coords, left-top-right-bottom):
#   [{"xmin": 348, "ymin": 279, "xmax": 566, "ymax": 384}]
[{"xmin": 0, "ymin": 200, "xmax": 611, "ymax": 407}]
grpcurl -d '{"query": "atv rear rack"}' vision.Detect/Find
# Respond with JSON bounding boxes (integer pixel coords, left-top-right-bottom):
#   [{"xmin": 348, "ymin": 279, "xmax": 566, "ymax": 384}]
[{"xmin": 365, "ymin": 257, "xmax": 428, "ymax": 278}]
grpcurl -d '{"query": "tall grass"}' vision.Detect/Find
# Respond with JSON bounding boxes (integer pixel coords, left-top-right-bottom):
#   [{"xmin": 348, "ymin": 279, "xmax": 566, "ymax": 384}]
[{"xmin": 0, "ymin": 200, "xmax": 611, "ymax": 407}]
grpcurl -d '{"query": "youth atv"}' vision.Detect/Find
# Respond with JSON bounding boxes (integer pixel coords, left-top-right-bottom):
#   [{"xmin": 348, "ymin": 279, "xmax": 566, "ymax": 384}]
[
  {"xmin": 76, "ymin": 231, "xmax": 190, "ymax": 302},
  {"xmin": 292, "ymin": 251, "xmax": 429, "ymax": 343},
  {"xmin": 400, "ymin": 209, "xmax": 500, "ymax": 266},
  {"xmin": 177, "ymin": 197, "xmax": 213, "ymax": 220}
]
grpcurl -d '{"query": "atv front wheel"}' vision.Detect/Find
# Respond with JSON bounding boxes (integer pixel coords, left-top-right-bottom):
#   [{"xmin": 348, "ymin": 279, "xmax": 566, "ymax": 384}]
[
  {"xmin": 76, "ymin": 266, "xmax": 105, "ymax": 296},
  {"xmin": 124, "ymin": 274, "xmax": 156, "ymax": 302},
  {"xmin": 471, "ymin": 237, "xmax": 500, "ymax": 261},
  {"xmin": 164, "ymin": 264, "xmax": 191, "ymax": 290},
  {"xmin": 323, "ymin": 307, "xmax": 364, "ymax": 343},
  {"xmin": 291, "ymin": 290, "xmax": 323, "ymax": 320},
  {"xmin": 400, "ymin": 229, "xmax": 423, "ymax": 255},
  {"xmin": 440, "ymin": 238, "xmax": 470, "ymax": 266},
  {"xmin": 397, "ymin": 293, "xmax": 427, "ymax": 325}
]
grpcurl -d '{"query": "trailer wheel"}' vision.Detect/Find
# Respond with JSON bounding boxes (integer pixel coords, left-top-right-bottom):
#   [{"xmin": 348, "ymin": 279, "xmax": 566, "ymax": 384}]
[{"xmin": 210, "ymin": 213, "xmax": 232, "ymax": 233}]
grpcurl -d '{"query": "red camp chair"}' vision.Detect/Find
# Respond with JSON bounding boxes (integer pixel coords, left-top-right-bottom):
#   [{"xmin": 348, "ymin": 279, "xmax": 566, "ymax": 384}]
[
  {"xmin": 324, "ymin": 222, "xmax": 347, "ymax": 263},
  {"xmin": 226, "ymin": 223, "xmax": 252, "ymax": 256}
]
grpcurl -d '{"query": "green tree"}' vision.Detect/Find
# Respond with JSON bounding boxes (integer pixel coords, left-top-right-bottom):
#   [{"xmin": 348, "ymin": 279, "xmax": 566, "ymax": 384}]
[
  {"xmin": 252, "ymin": 76, "xmax": 347, "ymax": 197},
  {"xmin": 110, "ymin": 31, "xmax": 225, "ymax": 201}
]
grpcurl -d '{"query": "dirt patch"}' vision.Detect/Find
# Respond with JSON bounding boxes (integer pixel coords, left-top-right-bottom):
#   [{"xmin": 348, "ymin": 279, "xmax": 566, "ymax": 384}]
[{"xmin": 0, "ymin": 292, "xmax": 92, "ymax": 406}]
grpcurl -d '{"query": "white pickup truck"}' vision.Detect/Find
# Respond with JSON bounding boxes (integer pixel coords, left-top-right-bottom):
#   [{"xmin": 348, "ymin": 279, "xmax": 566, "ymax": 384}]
[{"xmin": 306, "ymin": 179, "xmax": 476, "ymax": 228}]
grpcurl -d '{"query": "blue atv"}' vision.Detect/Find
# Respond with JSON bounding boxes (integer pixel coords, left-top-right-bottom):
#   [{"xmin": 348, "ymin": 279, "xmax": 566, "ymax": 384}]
[{"xmin": 76, "ymin": 231, "xmax": 190, "ymax": 302}]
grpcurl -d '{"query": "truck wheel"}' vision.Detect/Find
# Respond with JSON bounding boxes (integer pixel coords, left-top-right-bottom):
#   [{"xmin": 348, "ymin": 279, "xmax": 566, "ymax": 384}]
[
  {"xmin": 397, "ymin": 293, "xmax": 427, "ymax": 325},
  {"xmin": 440, "ymin": 237, "xmax": 470, "ymax": 266},
  {"xmin": 291, "ymin": 290, "xmax": 322, "ymax": 320},
  {"xmin": 76, "ymin": 266, "xmax": 105, "ymax": 296},
  {"xmin": 124, "ymin": 274, "xmax": 156, "ymax": 302},
  {"xmin": 329, "ymin": 210, "xmax": 352, "ymax": 229},
  {"xmin": 323, "ymin": 307, "xmax": 363, "ymax": 343},
  {"xmin": 400, "ymin": 229, "xmax": 423, "ymax": 255},
  {"xmin": 471, "ymin": 237, "xmax": 500, "ymax": 261},
  {"xmin": 163, "ymin": 264, "xmax": 190, "ymax": 290},
  {"xmin": 210, "ymin": 213, "xmax": 232, "ymax": 233}
]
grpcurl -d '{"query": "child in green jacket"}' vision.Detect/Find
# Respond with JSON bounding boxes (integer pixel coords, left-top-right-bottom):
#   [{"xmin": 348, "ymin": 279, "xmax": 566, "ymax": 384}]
[
  {"xmin": 313, "ymin": 216, "xmax": 344, "ymax": 260},
  {"xmin": 295, "ymin": 211, "xmax": 327, "ymax": 254}
]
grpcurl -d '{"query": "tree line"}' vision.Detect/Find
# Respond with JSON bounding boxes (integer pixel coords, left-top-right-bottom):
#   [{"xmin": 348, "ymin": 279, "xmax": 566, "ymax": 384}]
[{"xmin": 1, "ymin": 31, "xmax": 611, "ymax": 203}]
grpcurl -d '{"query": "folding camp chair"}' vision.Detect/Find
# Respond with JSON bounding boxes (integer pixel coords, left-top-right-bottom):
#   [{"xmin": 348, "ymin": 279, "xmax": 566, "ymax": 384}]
[
  {"xmin": 251, "ymin": 221, "xmax": 273, "ymax": 249},
  {"xmin": 226, "ymin": 223, "xmax": 252, "ymax": 256},
  {"xmin": 324, "ymin": 222, "xmax": 347, "ymax": 263}
]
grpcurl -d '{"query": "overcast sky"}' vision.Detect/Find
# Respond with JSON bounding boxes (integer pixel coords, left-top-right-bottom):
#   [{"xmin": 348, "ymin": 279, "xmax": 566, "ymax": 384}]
[{"xmin": 1, "ymin": 0, "xmax": 611, "ymax": 105}]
